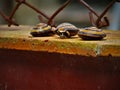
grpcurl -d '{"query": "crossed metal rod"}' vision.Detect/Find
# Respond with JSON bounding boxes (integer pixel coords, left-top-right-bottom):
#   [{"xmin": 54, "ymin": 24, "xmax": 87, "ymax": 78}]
[
  {"xmin": 47, "ymin": 0, "xmax": 71, "ymax": 26},
  {"xmin": 96, "ymin": 0, "xmax": 117, "ymax": 28},
  {"xmin": 37, "ymin": 0, "xmax": 71, "ymax": 27},
  {"xmin": 78, "ymin": 0, "xmax": 119, "ymax": 28},
  {"xmin": 0, "ymin": 0, "xmax": 49, "ymax": 27},
  {"xmin": 0, "ymin": 0, "xmax": 119, "ymax": 27},
  {"xmin": 8, "ymin": 0, "xmax": 50, "ymax": 26},
  {"xmin": 0, "ymin": 9, "xmax": 18, "ymax": 26},
  {"xmin": 7, "ymin": 0, "xmax": 71, "ymax": 27}
]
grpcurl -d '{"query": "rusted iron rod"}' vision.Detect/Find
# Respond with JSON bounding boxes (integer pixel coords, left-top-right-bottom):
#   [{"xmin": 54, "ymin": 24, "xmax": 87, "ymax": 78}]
[
  {"xmin": 78, "ymin": 0, "xmax": 99, "ymax": 17},
  {"xmin": 0, "ymin": 9, "xmax": 18, "ymax": 26},
  {"xmin": 8, "ymin": 0, "xmax": 51, "ymax": 26},
  {"xmin": 47, "ymin": 0, "xmax": 72, "ymax": 26},
  {"xmin": 9, "ymin": 3, "xmax": 21, "ymax": 20},
  {"xmin": 96, "ymin": 0, "xmax": 116, "ymax": 27},
  {"xmin": 78, "ymin": 0, "xmax": 111, "ymax": 28},
  {"xmin": 89, "ymin": 12, "xmax": 95, "ymax": 26},
  {"xmin": 23, "ymin": 1, "xmax": 50, "ymax": 20},
  {"xmin": 8, "ymin": 3, "xmax": 22, "ymax": 26}
]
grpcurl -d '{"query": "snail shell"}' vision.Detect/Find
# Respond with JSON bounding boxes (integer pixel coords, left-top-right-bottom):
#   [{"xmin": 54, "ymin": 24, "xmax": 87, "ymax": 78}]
[
  {"xmin": 56, "ymin": 22, "xmax": 79, "ymax": 38},
  {"xmin": 30, "ymin": 23, "xmax": 55, "ymax": 37},
  {"xmin": 78, "ymin": 27, "xmax": 106, "ymax": 40}
]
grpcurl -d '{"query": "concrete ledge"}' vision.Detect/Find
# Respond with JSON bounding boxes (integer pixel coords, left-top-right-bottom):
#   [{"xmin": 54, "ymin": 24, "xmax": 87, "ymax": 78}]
[
  {"xmin": 0, "ymin": 25, "xmax": 120, "ymax": 57},
  {"xmin": 0, "ymin": 25, "xmax": 120, "ymax": 90}
]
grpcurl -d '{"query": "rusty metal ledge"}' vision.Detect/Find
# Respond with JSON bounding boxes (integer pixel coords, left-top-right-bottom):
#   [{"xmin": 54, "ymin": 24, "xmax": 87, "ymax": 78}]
[{"xmin": 0, "ymin": 25, "xmax": 120, "ymax": 57}]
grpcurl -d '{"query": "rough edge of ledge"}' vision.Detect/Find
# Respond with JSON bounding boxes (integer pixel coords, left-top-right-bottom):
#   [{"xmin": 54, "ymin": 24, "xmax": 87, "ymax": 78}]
[
  {"xmin": 0, "ymin": 36, "xmax": 120, "ymax": 57},
  {"xmin": 0, "ymin": 25, "xmax": 120, "ymax": 57}
]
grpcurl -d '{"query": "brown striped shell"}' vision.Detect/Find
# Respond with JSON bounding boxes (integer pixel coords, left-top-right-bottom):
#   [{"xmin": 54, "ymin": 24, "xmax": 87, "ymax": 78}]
[
  {"xmin": 30, "ymin": 23, "xmax": 55, "ymax": 37},
  {"xmin": 78, "ymin": 27, "xmax": 106, "ymax": 40}
]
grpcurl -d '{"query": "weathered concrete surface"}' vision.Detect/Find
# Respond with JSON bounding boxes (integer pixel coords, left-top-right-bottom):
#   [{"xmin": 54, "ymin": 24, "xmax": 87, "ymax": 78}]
[
  {"xmin": 0, "ymin": 25, "xmax": 120, "ymax": 57},
  {"xmin": 0, "ymin": 25, "xmax": 120, "ymax": 90}
]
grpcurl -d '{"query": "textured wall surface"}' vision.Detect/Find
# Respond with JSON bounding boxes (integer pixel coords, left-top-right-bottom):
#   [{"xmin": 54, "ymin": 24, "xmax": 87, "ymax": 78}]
[{"xmin": 0, "ymin": 25, "xmax": 120, "ymax": 90}]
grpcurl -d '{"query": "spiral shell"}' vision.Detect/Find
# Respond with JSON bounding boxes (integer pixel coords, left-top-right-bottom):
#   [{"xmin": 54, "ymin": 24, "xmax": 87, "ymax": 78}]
[
  {"xmin": 30, "ymin": 23, "xmax": 55, "ymax": 37},
  {"xmin": 78, "ymin": 27, "xmax": 106, "ymax": 40}
]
